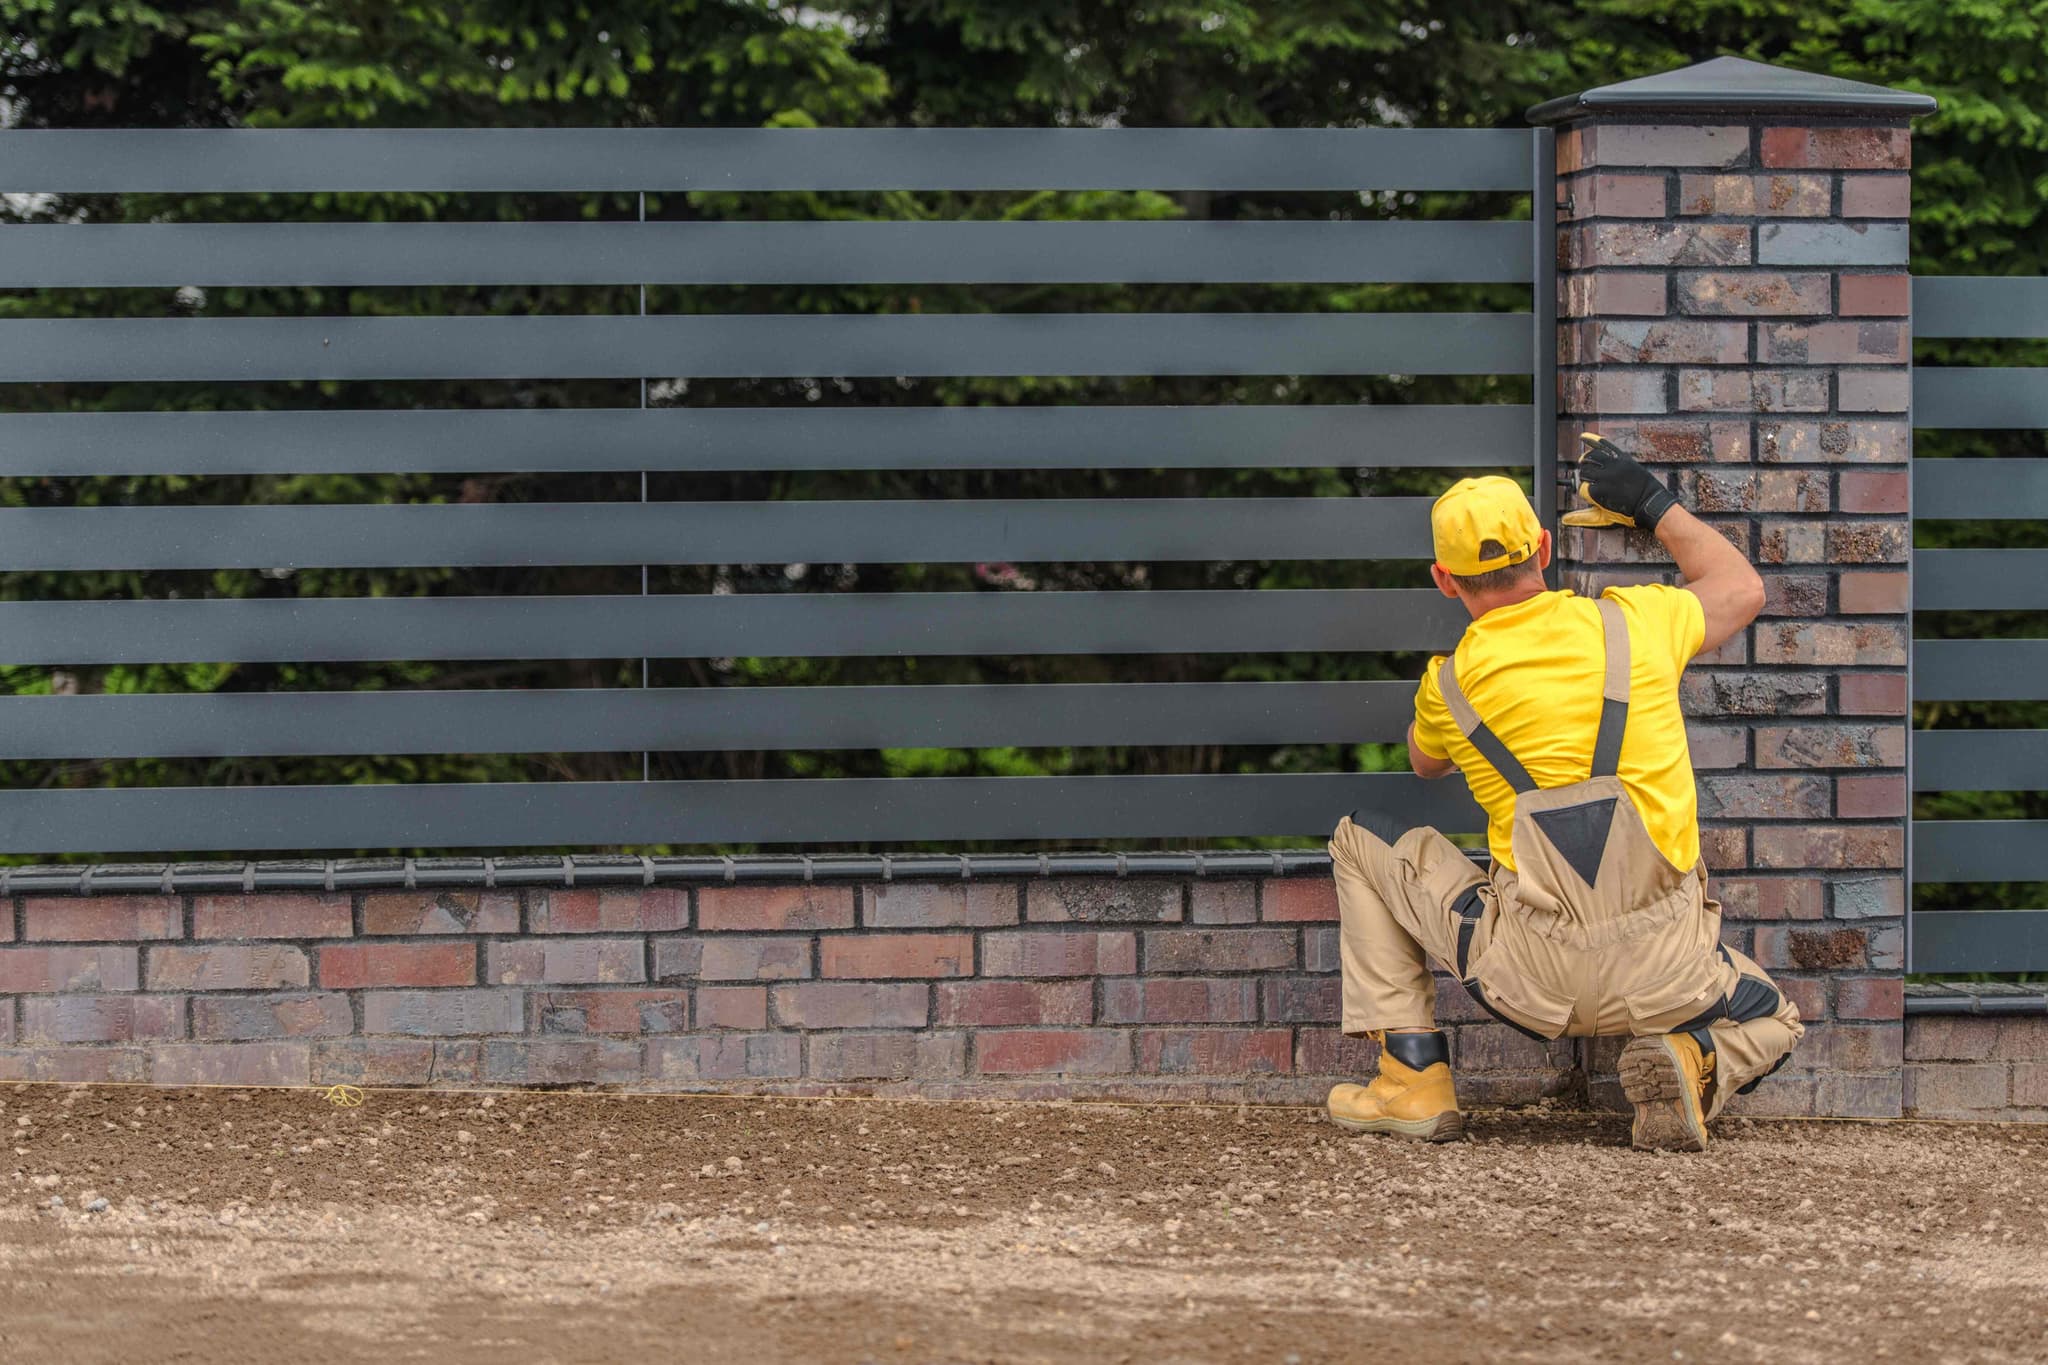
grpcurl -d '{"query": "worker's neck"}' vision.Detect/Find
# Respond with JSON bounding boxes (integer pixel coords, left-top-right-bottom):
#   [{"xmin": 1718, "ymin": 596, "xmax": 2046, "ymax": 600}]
[{"xmin": 1460, "ymin": 578, "xmax": 1550, "ymax": 621}]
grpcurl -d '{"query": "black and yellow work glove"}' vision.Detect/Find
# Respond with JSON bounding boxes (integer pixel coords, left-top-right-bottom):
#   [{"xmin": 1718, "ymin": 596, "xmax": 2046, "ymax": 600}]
[{"xmin": 1562, "ymin": 432, "xmax": 1678, "ymax": 531}]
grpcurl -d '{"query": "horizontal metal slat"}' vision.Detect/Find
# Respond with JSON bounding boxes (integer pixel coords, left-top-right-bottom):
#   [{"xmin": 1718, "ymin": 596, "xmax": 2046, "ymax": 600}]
[
  {"xmin": 1914, "ymin": 277, "xmax": 2048, "ymax": 339},
  {"xmin": 1913, "ymin": 730, "xmax": 2048, "ymax": 792},
  {"xmin": 1912, "ymin": 820, "xmax": 2048, "ymax": 883},
  {"xmin": 0, "ymin": 589, "xmax": 1468, "ymax": 665},
  {"xmin": 1912, "ymin": 459, "xmax": 2048, "ymax": 519},
  {"xmin": 1910, "ymin": 910, "xmax": 2048, "ymax": 974},
  {"xmin": 0, "ymin": 313, "xmax": 1532, "ymax": 383},
  {"xmin": 0, "ymin": 681, "xmax": 1419, "ymax": 759},
  {"xmin": 0, "ymin": 404, "xmax": 1532, "ymax": 477},
  {"xmin": 1916, "ymin": 550, "xmax": 2048, "ymax": 610},
  {"xmin": 1913, "ymin": 640, "xmax": 2048, "ymax": 700},
  {"xmin": 1914, "ymin": 368, "xmax": 2048, "ymax": 429},
  {"xmin": 0, "ymin": 128, "xmax": 1536, "ymax": 193},
  {"xmin": 0, "ymin": 773, "xmax": 1485, "ymax": 853},
  {"xmin": 0, "ymin": 498, "xmax": 1436, "ymax": 571},
  {"xmin": 0, "ymin": 220, "xmax": 1534, "ymax": 288}
]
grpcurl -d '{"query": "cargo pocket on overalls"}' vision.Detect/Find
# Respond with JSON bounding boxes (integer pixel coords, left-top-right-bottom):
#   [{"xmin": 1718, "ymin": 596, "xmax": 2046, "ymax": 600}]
[
  {"xmin": 1621, "ymin": 972, "xmax": 1726, "ymax": 1037},
  {"xmin": 1465, "ymin": 931, "xmax": 1575, "ymax": 1042}
]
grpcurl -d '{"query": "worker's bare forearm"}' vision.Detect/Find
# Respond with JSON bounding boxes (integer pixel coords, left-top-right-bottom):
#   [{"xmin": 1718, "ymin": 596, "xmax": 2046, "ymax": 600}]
[
  {"xmin": 1407, "ymin": 722, "xmax": 1458, "ymax": 779},
  {"xmin": 1657, "ymin": 504, "xmax": 1765, "ymax": 653}
]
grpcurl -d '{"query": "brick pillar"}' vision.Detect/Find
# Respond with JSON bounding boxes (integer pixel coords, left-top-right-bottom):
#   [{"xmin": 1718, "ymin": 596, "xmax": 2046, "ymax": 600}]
[{"xmin": 1534, "ymin": 58, "xmax": 1935, "ymax": 1117}]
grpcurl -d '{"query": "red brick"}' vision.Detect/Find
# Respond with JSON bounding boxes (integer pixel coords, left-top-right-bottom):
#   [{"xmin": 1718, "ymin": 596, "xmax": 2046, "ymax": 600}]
[
  {"xmin": 1189, "ymin": 881, "xmax": 1258, "ymax": 924},
  {"xmin": 1753, "ymin": 622, "xmax": 1906, "ymax": 666},
  {"xmin": 1580, "ymin": 124, "xmax": 1749, "ymax": 169},
  {"xmin": 1262, "ymin": 879, "xmax": 1337, "ymax": 921},
  {"xmin": 1576, "ymin": 222, "xmax": 1750, "ymax": 269},
  {"xmin": 1759, "ymin": 573, "xmax": 1829, "ymax": 616},
  {"xmin": 1838, "ymin": 370, "xmax": 1910, "ymax": 412},
  {"xmin": 807, "ymin": 1031, "xmax": 965, "ymax": 1082},
  {"xmin": 652, "ymin": 936, "xmax": 810, "ymax": 982},
  {"xmin": 1676, "ymin": 173, "xmax": 1829, "ymax": 217},
  {"xmin": 1711, "ymin": 877, "xmax": 1824, "ymax": 922},
  {"xmin": 646, "ymin": 1033, "xmax": 801, "ymax": 1082},
  {"xmin": 22, "ymin": 995, "xmax": 184, "ymax": 1043},
  {"xmin": 1261, "ymin": 975, "xmax": 1343, "ymax": 1023},
  {"xmin": 1142, "ymin": 929, "xmax": 1297, "ymax": 973},
  {"xmin": 1567, "ymin": 172, "xmax": 1667, "ymax": 218},
  {"xmin": 1697, "ymin": 774, "xmax": 1831, "ymax": 820},
  {"xmin": 1761, "ymin": 321, "xmax": 1905, "ymax": 365},
  {"xmin": 533, "ymin": 887, "xmax": 686, "ymax": 934},
  {"xmin": 1679, "ymin": 368, "xmax": 1828, "ymax": 414},
  {"xmin": 1562, "ymin": 271, "xmax": 1667, "ymax": 317},
  {"xmin": 1101, "ymin": 977, "xmax": 1258, "ymax": 1024},
  {"xmin": 1675, "ymin": 270, "xmax": 1829, "ymax": 316},
  {"xmin": 975, "ymin": 1029, "xmax": 1132, "ymax": 1075},
  {"xmin": 1835, "ymin": 976, "xmax": 1904, "ymax": 1021},
  {"xmin": 361, "ymin": 988, "xmax": 523, "ymax": 1036},
  {"xmin": 25, "ymin": 896, "xmax": 181, "ymax": 942},
  {"xmin": 1755, "ymin": 724, "xmax": 1905, "ymax": 769},
  {"xmin": 819, "ymin": 932, "xmax": 973, "ymax": 979},
  {"xmin": 1838, "ymin": 572, "xmax": 1907, "ymax": 614},
  {"xmin": 190, "ymin": 992, "xmax": 350, "ymax": 1040},
  {"xmin": 311, "ymin": 1039, "xmax": 437, "ymax": 1086},
  {"xmin": 1754, "ymin": 925, "xmax": 1869, "ymax": 972},
  {"xmin": 1586, "ymin": 319, "xmax": 1749, "ymax": 365},
  {"xmin": 1698, "ymin": 826, "xmax": 1749, "ymax": 872},
  {"xmin": 193, "ymin": 893, "xmax": 351, "ymax": 940},
  {"xmin": 863, "ymin": 882, "xmax": 1018, "ymax": 928},
  {"xmin": 1827, "ymin": 522, "xmax": 1908, "ymax": 564},
  {"xmin": 0, "ymin": 1047, "xmax": 148, "ymax": 1083},
  {"xmin": 482, "ymin": 1038, "xmax": 641, "ymax": 1086},
  {"xmin": 1294, "ymin": 1028, "xmax": 1381, "ymax": 1076},
  {"xmin": 151, "ymin": 1041, "xmax": 311, "ymax": 1087},
  {"xmin": 362, "ymin": 890, "xmax": 519, "ymax": 935},
  {"xmin": 1026, "ymin": 879, "xmax": 1182, "ymax": 923},
  {"xmin": 771, "ymin": 980, "xmax": 928, "ymax": 1029},
  {"xmin": 1799, "ymin": 1020, "xmax": 1904, "ymax": 1071},
  {"xmin": 1751, "ymin": 826, "xmax": 1904, "ymax": 870},
  {"xmin": 533, "ymin": 988, "xmax": 689, "ymax": 1035},
  {"xmin": 1838, "ymin": 673, "xmax": 1908, "ymax": 716},
  {"xmin": 321, "ymin": 941, "xmax": 477, "ymax": 989},
  {"xmin": 484, "ymin": 939, "xmax": 641, "ymax": 986},
  {"xmin": 1137, "ymin": 1028, "xmax": 1291, "ymax": 1075},
  {"xmin": 693, "ymin": 985, "xmax": 766, "ymax": 1030},
  {"xmin": 1561, "ymin": 368, "xmax": 1669, "ymax": 415},
  {"xmin": 1838, "ymin": 274, "xmax": 1909, "ymax": 316},
  {"xmin": 934, "ymin": 979, "xmax": 1093, "ymax": 1027},
  {"xmin": 147, "ymin": 945, "xmax": 305, "ymax": 991},
  {"xmin": 1840, "ymin": 176, "xmax": 1910, "ymax": 219},
  {"xmin": 1757, "ymin": 419, "xmax": 1907, "ymax": 463},
  {"xmin": 1687, "ymin": 725, "xmax": 1748, "ymax": 769},
  {"xmin": 1838, "ymin": 471, "xmax": 1908, "ymax": 515},
  {"xmin": 1778, "ymin": 975, "xmax": 1827, "ymax": 1022},
  {"xmin": 1836, "ymin": 774, "xmax": 1907, "ymax": 818},
  {"xmin": 1762, "ymin": 127, "xmax": 1909, "ymax": 170},
  {"xmin": 0, "ymin": 945, "xmax": 139, "ymax": 992},
  {"xmin": 979, "ymin": 930, "xmax": 1136, "ymax": 978},
  {"xmin": 698, "ymin": 884, "xmax": 852, "ymax": 932}
]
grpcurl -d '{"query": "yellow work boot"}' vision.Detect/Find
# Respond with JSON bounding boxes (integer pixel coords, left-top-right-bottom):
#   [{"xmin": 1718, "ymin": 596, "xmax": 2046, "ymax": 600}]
[
  {"xmin": 1326, "ymin": 1031, "xmax": 1462, "ymax": 1142},
  {"xmin": 1618, "ymin": 1031, "xmax": 1714, "ymax": 1153}
]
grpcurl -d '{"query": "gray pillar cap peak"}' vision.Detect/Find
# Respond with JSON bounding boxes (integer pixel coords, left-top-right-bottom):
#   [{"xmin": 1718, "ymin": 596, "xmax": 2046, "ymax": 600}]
[{"xmin": 1528, "ymin": 54, "xmax": 1937, "ymax": 125}]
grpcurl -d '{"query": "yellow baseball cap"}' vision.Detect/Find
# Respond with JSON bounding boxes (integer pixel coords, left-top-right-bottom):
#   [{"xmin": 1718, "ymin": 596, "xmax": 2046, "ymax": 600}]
[{"xmin": 1430, "ymin": 476, "xmax": 1541, "ymax": 576}]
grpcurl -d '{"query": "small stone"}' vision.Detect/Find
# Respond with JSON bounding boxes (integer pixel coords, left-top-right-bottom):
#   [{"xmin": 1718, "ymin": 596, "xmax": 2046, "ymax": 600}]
[
  {"xmin": 47, "ymin": 1196, "xmax": 63, "ymax": 1210},
  {"xmin": 85, "ymin": 1198, "xmax": 108, "ymax": 1213}
]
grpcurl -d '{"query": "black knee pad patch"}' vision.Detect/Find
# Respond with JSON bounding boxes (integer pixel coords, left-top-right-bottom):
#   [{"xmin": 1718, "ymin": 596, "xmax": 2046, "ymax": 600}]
[{"xmin": 1726, "ymin": 974, "xmax": 1781, "ymax": 1024}]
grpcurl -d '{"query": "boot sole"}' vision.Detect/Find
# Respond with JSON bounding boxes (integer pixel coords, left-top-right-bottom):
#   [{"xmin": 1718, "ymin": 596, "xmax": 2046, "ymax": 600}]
[
  {"xmin": 1327, "ymin": 1109, "xmax": 1465, "ymax": 1142},
  {"xmin": 1618, "ymin": 1036, "xmax": 1708, "ymax": 1153}
]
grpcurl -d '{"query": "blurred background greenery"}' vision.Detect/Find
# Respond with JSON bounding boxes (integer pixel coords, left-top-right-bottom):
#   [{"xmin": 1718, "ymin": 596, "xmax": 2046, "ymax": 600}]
[{"xmin": 0, "ymin": 1, "xmax": 2042, "ymax": 869}]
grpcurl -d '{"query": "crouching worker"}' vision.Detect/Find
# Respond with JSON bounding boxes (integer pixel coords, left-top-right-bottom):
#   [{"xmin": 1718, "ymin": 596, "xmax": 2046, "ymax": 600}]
[{"xmin": 1326, "ymin": 436, "xmax": 1802, "ymax": 1151}]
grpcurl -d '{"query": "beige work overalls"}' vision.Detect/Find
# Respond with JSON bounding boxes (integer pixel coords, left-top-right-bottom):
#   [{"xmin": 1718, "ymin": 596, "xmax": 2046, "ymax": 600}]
[{"xmin": 1328, "ymin": 597, "xmax": 1803, "ymax": 1116}]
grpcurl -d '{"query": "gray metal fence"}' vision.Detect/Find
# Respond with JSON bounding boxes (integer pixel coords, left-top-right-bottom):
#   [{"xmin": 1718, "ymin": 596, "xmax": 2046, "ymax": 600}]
[
  {"xmin": 1911, "ymin": 274, "xmax": 2048, "ymax": 971},
  {"xmin": 0, "ymin": 127, "xmax": 1553, "ymax": 856}
]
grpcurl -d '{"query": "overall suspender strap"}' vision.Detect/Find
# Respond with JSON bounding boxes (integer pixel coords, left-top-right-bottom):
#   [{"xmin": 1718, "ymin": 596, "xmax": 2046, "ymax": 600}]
[
  {"xmin": 1437, "ymin": 653, "xmax": 1538, "ymax": 795},
  {"xmin": 1591, "ymin": 597, "xmax": 1632, "ymax": 780},
  {"xmin": 1435, "ymin": 595, "xmax": 1634, "ymax": 793}
]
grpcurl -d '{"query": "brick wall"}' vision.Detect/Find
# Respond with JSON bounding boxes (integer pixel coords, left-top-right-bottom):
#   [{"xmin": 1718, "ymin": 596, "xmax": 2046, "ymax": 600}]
[
  {"xmin": 1904, "ymin": 1016, "xmax": 2048, "ymax": 1121},
  {"xmin": 1551, "ymin": 114, "xmax": 1912, "ymax": 1117},
  {"xmin": 0, "ymin": 879, "xmax": 1576, "ymax": 1102}
]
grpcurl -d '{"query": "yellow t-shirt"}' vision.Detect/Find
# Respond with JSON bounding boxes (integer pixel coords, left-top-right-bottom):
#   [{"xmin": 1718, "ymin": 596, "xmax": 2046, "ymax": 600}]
[{"xmin": 1410, "ymin": 585, "xmax": 1706, "ymax": 873}]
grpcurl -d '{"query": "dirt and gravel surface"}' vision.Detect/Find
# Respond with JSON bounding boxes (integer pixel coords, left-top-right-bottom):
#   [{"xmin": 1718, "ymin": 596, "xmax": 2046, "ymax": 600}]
[{"xmin": 2, "ymin": 1084, "xmax": 2045, "ymax": 1364}]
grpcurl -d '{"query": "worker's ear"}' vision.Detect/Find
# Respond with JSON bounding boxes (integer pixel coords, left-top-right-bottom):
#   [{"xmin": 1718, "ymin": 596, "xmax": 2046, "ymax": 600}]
[
  {"xmin": 1429, "ymin": 563, "xmax": 1462, "ymax": 600},
  {"xmin": 1536, "ymin": 528, "xmax": 1553, "ymax": 571}
]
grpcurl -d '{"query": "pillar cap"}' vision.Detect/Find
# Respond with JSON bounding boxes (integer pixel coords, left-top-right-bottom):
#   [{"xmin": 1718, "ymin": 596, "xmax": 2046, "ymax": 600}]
[{"xmin": 1528, "ymin": 55, "xmax": 1937, "ymax": 125}]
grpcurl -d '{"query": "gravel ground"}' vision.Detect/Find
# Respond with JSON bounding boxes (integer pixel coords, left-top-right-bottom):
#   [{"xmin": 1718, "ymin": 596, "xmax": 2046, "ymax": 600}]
[{"xmin": 2, "ymin": 1084, "xmax": 2045, "ymax": 1364}]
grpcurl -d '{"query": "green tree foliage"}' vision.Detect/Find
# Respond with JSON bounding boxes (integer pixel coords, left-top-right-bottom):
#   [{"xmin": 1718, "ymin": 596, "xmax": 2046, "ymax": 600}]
[{"xmin": 1, "ymin": 1, "xmax": 2043, "ymax": 865}]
